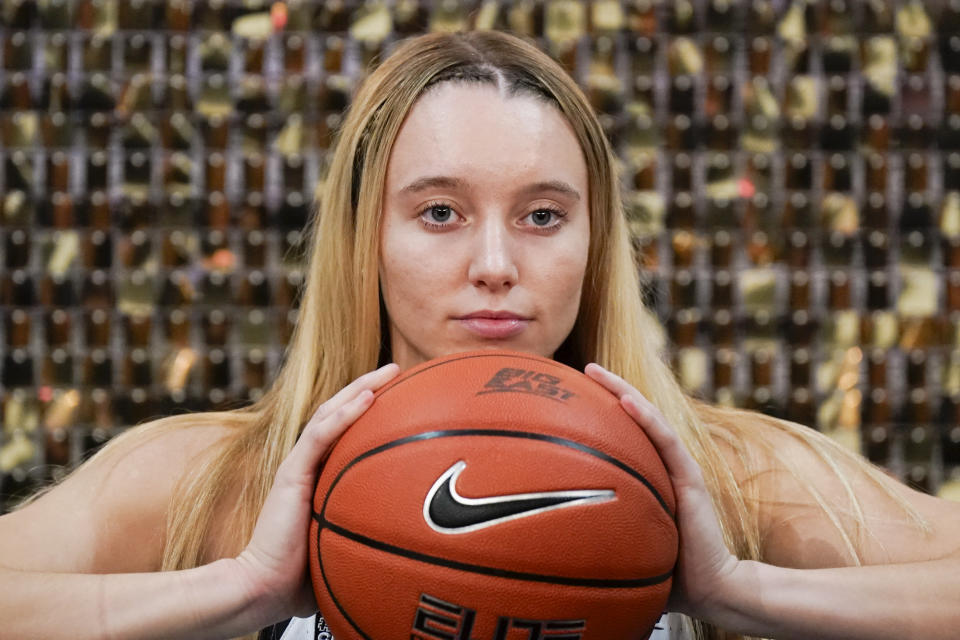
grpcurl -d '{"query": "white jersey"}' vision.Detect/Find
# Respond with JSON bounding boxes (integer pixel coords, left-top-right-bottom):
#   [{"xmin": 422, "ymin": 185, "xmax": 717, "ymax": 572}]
[
  {"xmin": 270, "ymin": 612, "xmax": 687, "ymax": 639},
  {"xmin": 276, "ymin": 615, "xmax": 327, "ymax": 639}
]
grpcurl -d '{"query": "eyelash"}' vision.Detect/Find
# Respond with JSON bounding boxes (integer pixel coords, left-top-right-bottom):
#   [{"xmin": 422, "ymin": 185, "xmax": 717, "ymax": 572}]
[{"xmin": 416, "ymin": 200, "xmax": 569, "ymax": 233}]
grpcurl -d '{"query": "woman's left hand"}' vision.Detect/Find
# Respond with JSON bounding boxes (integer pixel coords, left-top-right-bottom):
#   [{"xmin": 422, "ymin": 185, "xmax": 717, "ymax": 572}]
[{"xmin": 584, "ymin": 363, "xmax": 742, "ymax": 620}]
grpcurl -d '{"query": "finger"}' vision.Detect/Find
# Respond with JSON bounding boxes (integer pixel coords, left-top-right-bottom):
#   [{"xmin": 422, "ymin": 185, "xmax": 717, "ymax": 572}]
[
  {"xmin": 308, "ymin": 363, "xmax": 400, "ymax": 424},
  {"xmin": 620, "ymin": 394, "xmax": 703, "ymax": 486},
  {"xmin": 585, "ymin": 364, "xmax": 703, "ymax": 483},
  {"xmin": 585, "ymin": 363, "xmax": 671, "ymax": 422},
  {"xmin": 584, "ymin": 363, "xmax": 667, "ymax": 430},
  {"xmin": 319, "ymin": 362, "xmax": 400, "ymax": 416},
  {"xmin": 281, "ymin": 390, "xmax": 375, "ymax": 483},
  {"xmin": 584, "ymin": 362, "xmax": 645, "ymax": 402}
]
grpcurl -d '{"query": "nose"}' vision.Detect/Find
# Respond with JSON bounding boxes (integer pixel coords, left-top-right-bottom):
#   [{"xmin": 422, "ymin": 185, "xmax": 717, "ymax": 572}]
[{"xmin": 467, "ymin": 217, "xmax": 518, "ymax": 292}]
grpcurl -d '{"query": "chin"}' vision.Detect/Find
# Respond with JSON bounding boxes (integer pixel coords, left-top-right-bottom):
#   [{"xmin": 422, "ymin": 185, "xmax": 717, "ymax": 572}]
[
  {"xmin": 399, "ymin": 341, "xmax": 556, "ymax": 370},
  {"xmin": 461, "ymin": 342, "xmax": 554, "ymax": 358}
]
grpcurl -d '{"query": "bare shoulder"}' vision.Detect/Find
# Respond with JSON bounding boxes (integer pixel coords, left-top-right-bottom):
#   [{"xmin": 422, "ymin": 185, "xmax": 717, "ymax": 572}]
[
  {"xmin": 715, "ymin": 414, "xmax": 960, "ymax": 569},
  {"xmin": 0, "ymin": 420, "xmax": 234, "ymax": 574}
]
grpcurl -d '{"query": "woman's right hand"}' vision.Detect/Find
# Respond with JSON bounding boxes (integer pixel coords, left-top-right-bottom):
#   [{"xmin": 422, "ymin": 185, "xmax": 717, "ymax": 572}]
[
  {"xmin": 232, "ymin": 362, "xmax": 401, "ymax": 629},
  {"xmin": 584, "ymin": 364, "xmax": 740, "ymax": 619}
]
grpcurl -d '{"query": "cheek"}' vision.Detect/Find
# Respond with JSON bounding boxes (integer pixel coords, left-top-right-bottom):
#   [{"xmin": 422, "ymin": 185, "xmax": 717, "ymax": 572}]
[
  {"xmin": 558, "ymin": 258, "xmax": 588, "ymax": 308},
  {"xmin": 381, "ymin": 254, "xmax": 417, "ymax": 307},
  {"xmin": 537, "ymin": 241, "xmax": 589, "ymax": 315},
  {"xmin": 380, "ymin": 239, "xmax": 447, "ymax": 311},
  {"xmin": 563, "ymin": 233, "xmax": 591, "ymax": 290}
]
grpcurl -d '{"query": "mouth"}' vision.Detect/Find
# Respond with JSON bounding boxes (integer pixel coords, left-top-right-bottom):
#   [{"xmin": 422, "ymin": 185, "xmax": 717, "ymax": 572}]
[
  {"xmin": 455, "ymin": 311, "xmax": 531, "ymax": 339},
  {"xmin": 459, "ymin": 310, "xmax": 530, "ymax": 321}
]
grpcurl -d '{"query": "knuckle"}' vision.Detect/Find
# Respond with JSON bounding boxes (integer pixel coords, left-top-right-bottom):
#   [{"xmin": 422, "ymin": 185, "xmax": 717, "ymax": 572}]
[
  {"xmin": 309, "ymin": 400, "xmax": 330, "ymax": 423},
  {"xmin": 300, "ymin": 423, "xmax": 334, "ymax": 454},
  {"xmin": 314, "ymin": 405, "xmax": 329, "ymax": 422}
]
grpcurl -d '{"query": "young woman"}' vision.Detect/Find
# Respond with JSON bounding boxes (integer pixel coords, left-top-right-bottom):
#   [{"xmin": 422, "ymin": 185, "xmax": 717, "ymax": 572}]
[{"xmin": 1, "ymin": 29, "xmax": 959, "ymax": 640}]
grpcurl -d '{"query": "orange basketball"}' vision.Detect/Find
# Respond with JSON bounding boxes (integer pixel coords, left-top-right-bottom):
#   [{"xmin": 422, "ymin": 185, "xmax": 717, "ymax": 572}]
[{"xmin": 309, "ymin": 350, "xmax": 677, "ymax": 640}]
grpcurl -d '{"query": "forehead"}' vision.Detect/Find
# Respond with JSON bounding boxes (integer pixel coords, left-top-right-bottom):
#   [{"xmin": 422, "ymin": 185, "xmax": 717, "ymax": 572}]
[{"xmin": 384, "ymin": 83, "xmax": 588, "ymax": 199}]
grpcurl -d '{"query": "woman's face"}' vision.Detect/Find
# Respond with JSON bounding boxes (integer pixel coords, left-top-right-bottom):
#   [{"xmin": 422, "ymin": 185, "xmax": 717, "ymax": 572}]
[{"xmin": 379, "ymin": 82, "xmax": 591, "ymax": 371}]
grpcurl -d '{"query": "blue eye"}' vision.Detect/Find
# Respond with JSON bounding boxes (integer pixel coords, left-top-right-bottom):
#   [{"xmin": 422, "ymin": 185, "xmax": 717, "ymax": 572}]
[
  {"xmin": 418, "ymin": 201, "xmax": 459, "ymax": 230},
  {"xmin": 524, "ymin": 208, "xmax": 566, "ymax": 229},
  {"xmin": 530, "ymin": 210, "xmax": 555, "ymax": 226},
  {"xmin": 416, "ymin": 201, "xmax": 568, "ymax": 233},
  {"xmin": 427, "ymin": 205, "xmax": 453, "ymax": 222}
]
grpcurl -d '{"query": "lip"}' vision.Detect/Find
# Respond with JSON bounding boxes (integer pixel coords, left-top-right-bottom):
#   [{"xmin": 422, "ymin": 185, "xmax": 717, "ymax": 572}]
[
  {"xmin": 456, "ymin": 310, "xmax": 531, "ymax": 339},
  {"xmin": 459, "ymin": 310, "xmax": 530, "ymax": 320}
]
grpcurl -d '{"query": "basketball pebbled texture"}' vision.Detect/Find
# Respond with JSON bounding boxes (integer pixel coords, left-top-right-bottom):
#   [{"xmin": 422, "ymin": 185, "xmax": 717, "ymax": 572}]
[{"xmin": 309, "ymin": 350, "xmax": 678, "ymax": 640}]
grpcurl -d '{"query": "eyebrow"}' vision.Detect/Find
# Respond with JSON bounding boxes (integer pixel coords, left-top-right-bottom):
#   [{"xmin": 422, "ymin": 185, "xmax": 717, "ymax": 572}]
[{"xmin": 398, "ymin": 175, "xmax": 582, "ymax": 202}]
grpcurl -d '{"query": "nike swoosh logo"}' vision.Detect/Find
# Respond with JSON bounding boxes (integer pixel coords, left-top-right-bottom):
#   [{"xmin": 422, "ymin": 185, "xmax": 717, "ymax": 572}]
[{"xmin": 423, "ymin": 460, "xmax": 616, "ymax": 534}]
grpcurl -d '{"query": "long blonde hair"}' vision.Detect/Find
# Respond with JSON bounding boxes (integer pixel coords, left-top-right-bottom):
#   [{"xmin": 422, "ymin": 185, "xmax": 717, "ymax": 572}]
[{"xmin": 69, "ymin": 30, "xmax": 919, "ymax": 640}]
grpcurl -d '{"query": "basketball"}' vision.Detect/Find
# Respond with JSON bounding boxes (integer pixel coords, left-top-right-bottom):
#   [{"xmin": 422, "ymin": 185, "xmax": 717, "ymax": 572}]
[{"xmin": 308, "ymin": 350, "xmax": 678, "ymax": 640}]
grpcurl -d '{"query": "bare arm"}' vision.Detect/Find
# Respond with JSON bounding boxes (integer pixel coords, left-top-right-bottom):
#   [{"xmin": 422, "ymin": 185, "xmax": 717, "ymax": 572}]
[
  {"xmin": 0, "ymin": 422, "xmax": 271, "ymax": 640},
  {"xmin": 710, "ymin": 557, "xmax": 960, "ymax": 640},
  {"xmin": 708, "ymin": 416, "xmax": 960, "ymax": 640},
  {"xmin": 585, "ymin": 363, "xmax": 960, "ymax": 640},
  {"xmin": 0, "ymin": 363, "xmax": 400, "ymax": 640},
  {"xmin": 0, "ymin": 560, "xmax": 261, "ymax": 640}
]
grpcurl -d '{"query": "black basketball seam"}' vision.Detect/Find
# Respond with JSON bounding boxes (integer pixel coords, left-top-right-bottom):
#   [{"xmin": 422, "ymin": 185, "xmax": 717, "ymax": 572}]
[
  {"xmin": 315, "ymin": 515, "xmax": 674, "ymax": 589},
  {"xmin": 316, "ymin": 522, "xmax": 375, "ymax": 640},
  {"xmin": 313, "ymin": 429, "xmax": 675, "ymax": 638},
  {"xmin": 363, "ymin": 354, "xmax": 671, "ymax": 513},
  {"xmin": 317, "ymin": 429, "xmax": 674, "ymax": 519}
]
